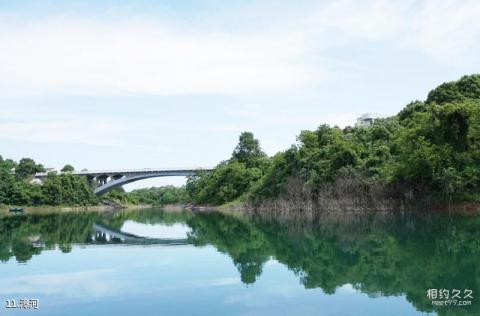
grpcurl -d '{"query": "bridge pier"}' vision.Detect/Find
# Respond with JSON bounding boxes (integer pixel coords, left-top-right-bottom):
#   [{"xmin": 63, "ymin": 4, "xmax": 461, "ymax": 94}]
[
  {"xmin": 87, "ymin": 176, "xmax": 95, "ymax": 188},
  {"xmin": 97, "ymin": 175, "xmax": 109, "ymax": 187}
]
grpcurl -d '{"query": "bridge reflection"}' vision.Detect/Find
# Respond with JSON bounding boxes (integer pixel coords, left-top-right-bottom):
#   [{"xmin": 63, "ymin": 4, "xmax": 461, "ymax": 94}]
[{"xmin": 91, "ymin": 223, "xmax": 191, "ymax": 246}]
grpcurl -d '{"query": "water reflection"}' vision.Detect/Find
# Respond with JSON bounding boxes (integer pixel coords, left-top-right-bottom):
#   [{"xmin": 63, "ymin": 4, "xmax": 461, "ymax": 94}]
[
  {"xmin": 0, "ymin": 209, "xmax": 479, "ymax": 315},
  {"xmin": 120, "ymin": 221, "xmax": 192, "ymax": 239},
  {"xmin": 92, "ymin": 223, "xmax": 190, "ymax": 246}
]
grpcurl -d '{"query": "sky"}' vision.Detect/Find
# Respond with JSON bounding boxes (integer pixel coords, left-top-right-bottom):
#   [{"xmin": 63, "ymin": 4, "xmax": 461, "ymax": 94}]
[{"xmin": 1, "ymin": 0, "xmax": 479, "ymax": 189}]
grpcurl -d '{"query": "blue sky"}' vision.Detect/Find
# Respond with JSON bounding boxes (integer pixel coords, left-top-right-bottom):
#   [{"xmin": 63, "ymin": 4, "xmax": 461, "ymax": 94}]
[{"xmin": 1, "ymin": 0, "xmax": 479, "ymax": 189}]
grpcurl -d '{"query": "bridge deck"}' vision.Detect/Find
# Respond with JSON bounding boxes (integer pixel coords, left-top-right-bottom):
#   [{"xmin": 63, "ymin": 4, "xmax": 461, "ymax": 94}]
[{"xmin": 35, "ymin": 167, "xmax": 214, "ymax": 177}]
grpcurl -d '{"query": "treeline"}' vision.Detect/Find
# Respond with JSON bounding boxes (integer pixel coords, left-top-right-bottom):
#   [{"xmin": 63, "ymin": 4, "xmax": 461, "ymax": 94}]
[
  {"xmin": 187, "ymin": 74, "xmax": 480, "ymax": 211},
  {"xmin": 0, "ymin": 158, "xmax": 97, "ymax": 206},
  {"xmin": 128, "ymin": 186, "xmax": 188, "ymax": 205},
  {"xmin": 105, "ymin": 186, "xmax": 188, "ymax": 206},
  {"xmin": 0, "ymin": 156, "xmax": 188, "ymax": 207}
]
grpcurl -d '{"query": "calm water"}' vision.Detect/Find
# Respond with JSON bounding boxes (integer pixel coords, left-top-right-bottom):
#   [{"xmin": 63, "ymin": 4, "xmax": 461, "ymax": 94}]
[{"xmin": 0, "ymin": 209, "xmax": 478, "ymax": 316}]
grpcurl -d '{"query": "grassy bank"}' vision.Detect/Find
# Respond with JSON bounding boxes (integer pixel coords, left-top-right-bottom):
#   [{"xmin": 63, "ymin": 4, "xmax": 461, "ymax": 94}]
[{"xmin": 0, "ymin": 204, "xmax": 154, "ymax": 216}]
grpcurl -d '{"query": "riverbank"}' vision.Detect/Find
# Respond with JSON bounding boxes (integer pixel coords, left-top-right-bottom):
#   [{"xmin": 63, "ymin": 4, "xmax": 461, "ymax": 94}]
[
  {"xmin": 204, "ymin": 196, "xmax": 480, "ymax": 215},
  {"xmin": 245, "ymin": 199, "xmax": 480, "ymax": 215},
  {"xmin": 0, "ymin": 204, "xmax": 154, "ymax": 216},
  {"xmin": 165, "ymin": 198, "xmax": 480, "ymax": 215},
  {"xmin": 3, "ymin": 200, "xmax": 480, "ymax": 217},
  {"xmin": 0, "ymin": 203, "xmax": 212, "ymax": 217}
]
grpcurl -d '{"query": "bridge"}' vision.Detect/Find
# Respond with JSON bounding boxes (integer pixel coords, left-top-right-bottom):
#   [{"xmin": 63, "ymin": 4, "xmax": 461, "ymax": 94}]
[{"xmin": 34, "ymin": 167, "xmax": 213, "ymax": 195}]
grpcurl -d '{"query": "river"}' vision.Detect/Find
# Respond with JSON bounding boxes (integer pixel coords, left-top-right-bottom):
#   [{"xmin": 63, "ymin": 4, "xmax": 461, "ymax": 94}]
[{"xmin": 0, "ymin": 208, "xmax": 478, "ymax": 315}]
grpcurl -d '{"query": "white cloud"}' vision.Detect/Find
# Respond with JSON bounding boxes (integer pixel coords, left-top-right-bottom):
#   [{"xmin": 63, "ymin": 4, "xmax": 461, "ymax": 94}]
[
  {"xmin": 1, "ymin": 1, "xmax": 479, "ymax": 98},
  {"xmin": 0, "ymin": 269, "xmax": 122, "ymax": 299},
  {"xmin": 311, "ymin": 0, "xmax": 480, "ymax": 65},
  {"xmin": 406, "ymin": 0, "xmax": 480, "ymax": 64},
  {"xmin": 224, "ymin": 105, "xmax": 360, "ymax": 129},
  {"xmin": 313, "ymin": 0, "xmax": 409, "ymax": 41},
  {"xmin": 0, "ymin": 14, "xmax": 315, "ymax": 96},
  {"xmin": 0, "ymin": 119, "xmax": 128, "ymax": 145},
  {"xmin": 209, "ymin": 277, "xmax": 241, "ymax": 286},
  {"xmin": 145, "ymin": 276, "xmax": 242, "ymax": 292}
]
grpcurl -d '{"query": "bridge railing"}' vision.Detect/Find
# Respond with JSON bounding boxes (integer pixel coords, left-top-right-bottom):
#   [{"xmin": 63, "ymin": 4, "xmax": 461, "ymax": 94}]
[{"xmin": 35, "ymin": 167, "xmax": 214, "ymax": 178}]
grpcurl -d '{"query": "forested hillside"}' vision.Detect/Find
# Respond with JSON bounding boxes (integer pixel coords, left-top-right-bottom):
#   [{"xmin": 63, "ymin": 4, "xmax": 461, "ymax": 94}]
[{"xmin": 187, "ymin": 74, "xmax": 480, "ymax": 211}]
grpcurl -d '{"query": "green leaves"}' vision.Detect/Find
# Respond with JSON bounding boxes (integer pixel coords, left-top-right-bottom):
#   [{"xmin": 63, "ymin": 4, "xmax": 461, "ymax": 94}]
[
  {"xmin": 127, "ymin": 186, "xmax": 188, "ymax": 205},
  {"xmin": 0, "ymin": 156, "xmax": 97, "ymax": 206},
  {"xmin": 15, "ymin": 158, "xmax": 45, "ymax": 180},
  {"xmin": 187, "ymin": 161, "xmax": 265, "ymax": 205},
  {"xmin": 251, "ymin": 75, "xmax": 480, "ymax": 206},
  {"xmin": 61, "ymin": 164, "xmax": 75, "ymax": 172},
  {"xmin": 392, "ymin": 99, "xmax": 480, "ymax": 198},
  {"xmin": 187, "ymin": 132, "xmax": 270, "ymax": 205},
  {"xmin": 231, "ymin": 131, "xmax": 267, "ymax": 168},
  {"xmin": 426, "ymin": 74, "xmax": 480, "ymax": 105},
  {"xmin": 40, "ymin": 173, "xmax": 97, "ymax": 206}
]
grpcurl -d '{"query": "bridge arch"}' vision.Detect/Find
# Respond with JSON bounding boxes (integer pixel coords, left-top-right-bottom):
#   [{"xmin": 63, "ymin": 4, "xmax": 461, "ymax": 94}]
[{"xmin": 93, "ymin": 171, "xmax": 196, "ymax": 195}]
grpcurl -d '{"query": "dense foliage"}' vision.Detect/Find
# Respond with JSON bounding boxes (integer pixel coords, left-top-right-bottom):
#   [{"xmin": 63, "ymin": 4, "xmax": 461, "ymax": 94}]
[
  {"xmin": 127, "ymin": 186, "xmax": 189, "ymax": 205},
  {"xmin": 186, "ymin": 132, "xmax": 270, "ymax": 205},
  {"xmin": 0, "ymin": 157, "xmax": 97, "ymax": 206},
  {"xmin": 188, "ymin": 75, "xmax": 480, "ymax": 209}
]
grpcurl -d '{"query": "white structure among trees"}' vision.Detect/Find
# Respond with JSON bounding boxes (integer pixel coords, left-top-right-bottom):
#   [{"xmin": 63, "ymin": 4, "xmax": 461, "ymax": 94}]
[{"xmin": 355, "ymin": 113, "xmax": 383, "ymax": 127}]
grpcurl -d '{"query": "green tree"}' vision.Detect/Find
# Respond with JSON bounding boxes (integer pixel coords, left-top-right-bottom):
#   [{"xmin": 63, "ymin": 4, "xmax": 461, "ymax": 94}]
[
  {"xmin": 187, "ymin": 161, "xmax": 264, "ymax": 205},
  {"xmin": 249, "ymin": 75, "xmax": 480, "ymax": 208},
  {"xmin": 187, "ymin": 132, "xmax": 270, "ymax": 205},
  {"xmin": 126, "ymin": 186, "xmax": 189, "ymax": 205},
  {"xmin": 40, "ymin": 173, "xmax": 96, "ymax": 206},
  {"xmin": 15, "ymin": 158, "xmax": 45, "ymax": 179},
  {"xmin": 61, "ymin": 164, "xmax": 75, "ymax": 172},
  {"xmin": 426, "ymin": 74, "xmax": 480, "ymax": 104},
  {"xmin": 232, "ymin": 132, "xmax": 267, "ymax": 167},
  {"xmin": 397, "ymin": 101, "xmax": 426, "ymax": 123},
  {"xmin": 0, "ymin": 157, "xmax": 17, "ymax": 171},
  {"xmin": 0, "ymin": 155, "xmax": 98, "ymax": 206}
]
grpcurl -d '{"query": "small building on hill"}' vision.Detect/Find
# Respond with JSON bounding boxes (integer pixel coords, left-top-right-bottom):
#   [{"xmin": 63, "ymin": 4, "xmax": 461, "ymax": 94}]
[{"xmin": 355, "ymin": 113, "xmax": 382, "ymax": 127}]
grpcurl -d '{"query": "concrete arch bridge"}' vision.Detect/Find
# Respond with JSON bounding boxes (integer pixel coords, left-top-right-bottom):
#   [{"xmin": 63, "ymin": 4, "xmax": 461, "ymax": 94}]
[{"xmin": 34, "ymin": 167, "xmax": 213, "ymax": 195}]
